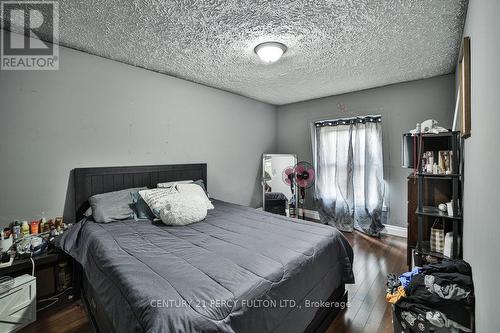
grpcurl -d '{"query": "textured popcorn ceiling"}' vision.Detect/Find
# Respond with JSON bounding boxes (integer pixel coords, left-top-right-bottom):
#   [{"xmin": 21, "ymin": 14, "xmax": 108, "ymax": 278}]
[{"xmin": 5, "ymin": 0, "xmax": 468, "ymax": 105}]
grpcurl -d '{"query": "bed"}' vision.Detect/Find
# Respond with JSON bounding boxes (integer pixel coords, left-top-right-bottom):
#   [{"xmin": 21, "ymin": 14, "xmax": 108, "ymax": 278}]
[{"xmin": 58, "ymin": 164, "xmax": 354, "ymax": 333}]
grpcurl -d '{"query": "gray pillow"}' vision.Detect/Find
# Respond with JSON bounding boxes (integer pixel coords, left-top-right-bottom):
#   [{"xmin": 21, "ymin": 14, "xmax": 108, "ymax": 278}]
[
  {"xmin": 193, "ymin": 179, "xmax": 210, "ymax": 198},
  {"xmin": 130, "ymin": 190, "xmax": 155, "ymax": 221},
  {"xmin": 83, "ymin": 207, "xmax": 92, "ymax": 217},
  {"xmin": 89, "ymin": 187, "xmax": 146, "ymax": 223},
  {"xmin": 193, "ymin": 179, "xmax": 206, "ymax": 191}
]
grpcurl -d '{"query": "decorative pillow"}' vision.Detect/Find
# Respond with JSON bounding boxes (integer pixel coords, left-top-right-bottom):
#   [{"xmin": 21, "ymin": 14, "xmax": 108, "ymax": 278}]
[
  {"xmin": 157, "ymin": 180, "xmax": 193, "ymax": 188},
  {"xmin": 89, "ymin": 187, "xmax": 146, "ymax": 223},
  {"xmin": 176, "ymin": 183, "xmax": 214, "ymax": 210},
  {"xmin": 159, "ymin": 193, "xmax": 207, "ymax": 226},
  {"xmin": 138, "ymin": 188, "xmax": 177, "ymax": 217},
  {"xmin": 130, "ymin": 190, "xmax": 155, "ymax": 221}
]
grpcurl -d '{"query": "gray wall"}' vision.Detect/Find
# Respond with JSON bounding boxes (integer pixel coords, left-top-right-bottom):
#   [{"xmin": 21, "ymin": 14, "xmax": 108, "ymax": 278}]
[
  {"xmin": 460, "ymin": 0, "xmax": 500, "ymax": 331},
  {"xmin": 276, "ymin": 75, "xmax": 455, "ymax": 227},
  {"xmin": 0, "ymin": 40, "xmax": 275, "ymax": 227}
]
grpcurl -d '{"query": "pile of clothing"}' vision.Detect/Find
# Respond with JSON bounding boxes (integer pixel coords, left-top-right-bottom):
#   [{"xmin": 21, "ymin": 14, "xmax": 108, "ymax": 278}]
[{"xmin": 386, "ymin": 259, "xmax": 474, "ymax": 333}]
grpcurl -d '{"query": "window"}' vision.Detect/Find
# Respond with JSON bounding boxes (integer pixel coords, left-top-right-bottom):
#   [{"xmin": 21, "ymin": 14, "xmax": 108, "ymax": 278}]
[{"xmin": 312, "ymin": 116, "xmax": 384, "ymax": 236}]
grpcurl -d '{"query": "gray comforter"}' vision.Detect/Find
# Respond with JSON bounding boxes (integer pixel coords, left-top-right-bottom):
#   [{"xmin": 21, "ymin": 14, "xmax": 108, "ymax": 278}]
[{"xmin": 58, "ymin": 200, "xmax": 354, "ymax": 333}]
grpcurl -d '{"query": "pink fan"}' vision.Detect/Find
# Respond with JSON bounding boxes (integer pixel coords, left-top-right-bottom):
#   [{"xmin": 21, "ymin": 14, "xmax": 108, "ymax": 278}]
[
  {"xmin": 293, "ymin": 161, "xmax": 315, "ymax": 219},
  {"xmin": 293, "ymin": 161, "xmax": 315, "ymax": 189},
  {"xmin": 282, "ymin": 166, "xmax": 295, "ymax": 186}
]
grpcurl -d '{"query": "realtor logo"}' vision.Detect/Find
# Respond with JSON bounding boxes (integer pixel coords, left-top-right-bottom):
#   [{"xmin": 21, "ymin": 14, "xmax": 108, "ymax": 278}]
[{"xmin": 1, "ymin": 1, "xmax": 59, "ymax": 70}]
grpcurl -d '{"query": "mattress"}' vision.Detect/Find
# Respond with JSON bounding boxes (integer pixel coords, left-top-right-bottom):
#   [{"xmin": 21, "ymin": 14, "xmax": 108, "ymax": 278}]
[{"xmin": 58, "ymin": 200, "xmax": 354, "ymax": 333}]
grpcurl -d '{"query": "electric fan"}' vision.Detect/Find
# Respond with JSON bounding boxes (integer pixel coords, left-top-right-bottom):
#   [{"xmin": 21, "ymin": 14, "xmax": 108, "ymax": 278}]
[
  {"xmin": 281, "ymin": 166, "xmax": 296, "ymax": 217},
  {"xmin": 282, "ymin": 161, "xmax": 316, "ymax": 219},
  {"xmin": 294, "ymin": 161, "xmax": 315, "ymax": 189},
  {"xmin": 281, "ymin": 166, "xmax": 295, "ymax": 188},
  {"xmin": 294, "ymin": 161, "xmax": 315, "ymax": 219}
]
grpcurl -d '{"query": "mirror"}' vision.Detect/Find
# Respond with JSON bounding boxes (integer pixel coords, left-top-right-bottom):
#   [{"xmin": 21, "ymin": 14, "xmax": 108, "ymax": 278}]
[{"xmin": 262, "ymin": 154, "xmax": 297, "ymax": 217}]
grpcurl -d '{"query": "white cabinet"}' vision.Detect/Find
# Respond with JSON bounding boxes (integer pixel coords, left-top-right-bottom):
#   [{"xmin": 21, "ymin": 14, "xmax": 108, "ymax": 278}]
[{"xmin": 0, "ymin": 274, "xmax": 36, "ymax": 333}]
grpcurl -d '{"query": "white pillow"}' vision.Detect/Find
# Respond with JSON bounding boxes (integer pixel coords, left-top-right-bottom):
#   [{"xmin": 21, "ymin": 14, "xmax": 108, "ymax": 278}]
[
  {"xmin": 159, "ymin": 193, "xmax": 207, "ymax": 226},
  {"xmin": 176, "ymin": 183, "xmax": 214, "ymax": 210},
  {"xmin": 157, "ymin": 180, "xmax": 193, "ymax": 188},
  {"xmin": 138, "ymin": 188, "xmax": 177, "ymax": 217}
]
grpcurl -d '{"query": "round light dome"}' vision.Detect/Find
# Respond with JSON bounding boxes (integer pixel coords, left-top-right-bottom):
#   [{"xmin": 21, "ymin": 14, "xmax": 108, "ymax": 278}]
[{"xmin": 254, "ymin": 42, "xmax": 287, "ymax": 64}]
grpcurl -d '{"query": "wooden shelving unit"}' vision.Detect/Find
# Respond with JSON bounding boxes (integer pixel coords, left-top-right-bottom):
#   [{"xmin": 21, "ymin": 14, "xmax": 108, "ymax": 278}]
[{"xmin": 404, "ymin": 131, "xmax": 463, "ymax": 267}]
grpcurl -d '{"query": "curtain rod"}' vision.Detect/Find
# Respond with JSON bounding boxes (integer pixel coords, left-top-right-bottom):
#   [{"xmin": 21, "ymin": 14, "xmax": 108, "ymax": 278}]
[{"xmin": 314, "ymin": 115, "xmax": 382, "ymax": 127}]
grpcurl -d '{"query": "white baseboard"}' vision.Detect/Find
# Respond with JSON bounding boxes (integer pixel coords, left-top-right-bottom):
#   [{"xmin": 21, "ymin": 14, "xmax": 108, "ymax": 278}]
[
  {"xmin": 381, "ymin": 224, "xmax": 407, "ymax": 238},
  {"xmin": 298, "ymin": 208, "xmax": 407, "ymax": 238},
  {"xmin": 298, "ymin": 208, "xmax": 320, "ymax": 220}
]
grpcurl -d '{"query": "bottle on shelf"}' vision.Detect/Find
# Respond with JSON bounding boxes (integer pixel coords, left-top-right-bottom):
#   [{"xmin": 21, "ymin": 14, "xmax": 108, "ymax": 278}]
[
  {"xmin": 30, "ymin": 220, "xmax": 40, "ymax": 234},
  {"xmin": 21, "ymin": 221, "xmax": 30, "ymax": 236},
  {"xmin": 12, "ymin": 221, "xmax": 21, "ymax": 240}
]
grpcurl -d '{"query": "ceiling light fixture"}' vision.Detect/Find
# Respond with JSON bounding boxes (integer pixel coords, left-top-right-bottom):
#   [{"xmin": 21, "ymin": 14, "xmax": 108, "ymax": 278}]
[{"xmin": 254, "ymin": 42, "xmax": 287, "ymax": 64}]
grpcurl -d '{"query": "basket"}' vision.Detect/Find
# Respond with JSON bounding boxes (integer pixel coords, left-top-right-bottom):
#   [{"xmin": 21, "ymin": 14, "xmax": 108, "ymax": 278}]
[{"xmin": 430, "ymin": 219, "xmax": 445, "ymax": 254}]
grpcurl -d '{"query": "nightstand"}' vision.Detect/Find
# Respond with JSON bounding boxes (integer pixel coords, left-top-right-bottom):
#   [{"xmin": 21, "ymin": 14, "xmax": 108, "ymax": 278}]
[
  {"xmin": 0, "ymin": 274, "xmax": 36, "ymax": 332},
  {"xmin": 0, "ymin": 249, "xmax": 74, "ymax": 311}
]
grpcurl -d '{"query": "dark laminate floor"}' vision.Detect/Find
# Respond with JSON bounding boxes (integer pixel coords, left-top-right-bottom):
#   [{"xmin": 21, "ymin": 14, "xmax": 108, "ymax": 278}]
[
  {"xmin": 20, "ymin": 231, "xmax": 406, "ymax": 333},
  {"xmin": 20, "ymin": 301, "xmax": 91, "ymax": 333},
  {"xmin": 328, "ymin": 231, "xmax": 407, "ymax": 333}
]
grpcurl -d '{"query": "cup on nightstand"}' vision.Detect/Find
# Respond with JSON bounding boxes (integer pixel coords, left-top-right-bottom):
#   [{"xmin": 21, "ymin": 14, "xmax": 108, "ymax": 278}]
[{"xmin": 0, "ymin": 234, "xmax": 13, "ymax": 253}]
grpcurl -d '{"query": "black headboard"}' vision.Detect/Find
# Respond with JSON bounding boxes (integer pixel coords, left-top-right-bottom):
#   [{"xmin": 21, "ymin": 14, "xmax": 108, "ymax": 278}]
[{"xmin": 74, "ymin": 163, "xmax": 207, "ymax": 221}]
